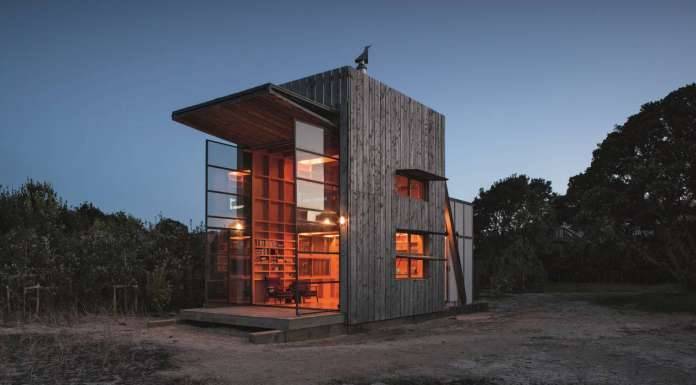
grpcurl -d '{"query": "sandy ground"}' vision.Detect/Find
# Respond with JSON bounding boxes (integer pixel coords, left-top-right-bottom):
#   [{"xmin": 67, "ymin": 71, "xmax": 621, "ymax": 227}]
[{"xmin": 2, "ymin": 290, "xmax": 696, "ymax": 385}]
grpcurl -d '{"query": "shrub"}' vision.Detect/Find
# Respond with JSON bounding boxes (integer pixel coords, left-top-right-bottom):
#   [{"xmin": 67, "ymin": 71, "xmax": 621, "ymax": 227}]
[
  {"xmin": 489, "ymin": 237, "xmax": 546, "ymax": 294},
  {"xmin": 147, "ymin": 265, "xmax": 173, "ymax": 314},
  {"xmin": 0, "ymin": 181, "xmax": 204, "ymax": 318}
]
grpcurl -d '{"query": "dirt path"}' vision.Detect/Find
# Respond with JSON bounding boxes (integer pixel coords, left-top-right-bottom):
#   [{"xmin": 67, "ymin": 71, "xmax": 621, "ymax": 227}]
[
  {"xmin": 3, "ymin": 291, "xmax": 695, "ymax": 385},
  {"xmin": 148, "ymin": 291, "xmax": 696, "ymax": 385}
]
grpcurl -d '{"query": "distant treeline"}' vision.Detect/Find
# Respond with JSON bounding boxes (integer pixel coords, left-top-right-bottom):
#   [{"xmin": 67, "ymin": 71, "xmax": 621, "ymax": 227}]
[
  {"xmin": 474, "ymin": 84, "xmax": 696, "ymax": 293},
  {"xmin": 0, "ymin": 181, "xmax": 205, "ymax": 316}
]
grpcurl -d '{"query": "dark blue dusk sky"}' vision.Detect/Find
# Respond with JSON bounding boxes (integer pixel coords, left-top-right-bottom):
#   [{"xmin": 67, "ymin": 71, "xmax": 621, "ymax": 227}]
[{"xmin": 2, "ymin": 1, "xmax": 695, "ymax": 226}]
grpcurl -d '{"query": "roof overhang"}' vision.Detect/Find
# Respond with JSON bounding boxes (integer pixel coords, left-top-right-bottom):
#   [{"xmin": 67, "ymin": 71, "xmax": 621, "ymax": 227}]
[
  {"xmin": 172, "ymin": 84, "xmax": 337, "ymax": 148},
  {"xmin": 396, "ymin": 169, "xmax": 448, "ymax": 181}
]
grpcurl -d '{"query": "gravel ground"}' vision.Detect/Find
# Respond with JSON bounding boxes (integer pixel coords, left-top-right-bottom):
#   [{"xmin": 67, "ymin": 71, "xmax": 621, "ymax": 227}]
[{"xmin": 1, "ymin": 287, "xmax": 695, "ymax": 385}]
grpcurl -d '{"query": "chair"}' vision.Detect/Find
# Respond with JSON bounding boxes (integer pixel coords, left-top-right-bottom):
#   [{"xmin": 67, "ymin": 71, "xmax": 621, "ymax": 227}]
[
  {"xmin": 290, "ymin": 280, "xmax": 318, "ymax": 304},
  {"xmin": 265, "ymin": 277, "xmax": 289, "ymax": 304}
]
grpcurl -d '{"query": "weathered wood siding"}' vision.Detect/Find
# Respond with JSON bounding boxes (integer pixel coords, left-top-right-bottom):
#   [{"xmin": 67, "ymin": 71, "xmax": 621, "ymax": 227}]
[{"xmin": 282, "ymin": 67, "xmax": 446, "ymax": 324}]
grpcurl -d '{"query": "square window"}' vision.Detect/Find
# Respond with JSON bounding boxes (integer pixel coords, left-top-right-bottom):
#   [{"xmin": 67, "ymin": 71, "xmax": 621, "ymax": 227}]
[
  {"xmin": 394, "ymin": 231, "xmax": 431, "ymax": 280},
  {"xmin": 394, "ymin": 175, "xmax": 428, "ymax": 201}
]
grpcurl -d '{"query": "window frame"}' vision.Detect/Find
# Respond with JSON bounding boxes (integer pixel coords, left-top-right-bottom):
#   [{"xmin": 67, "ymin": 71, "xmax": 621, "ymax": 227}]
[{"xmin": 394, "ymin": 231, "xmax": 430, "ymax": 280}]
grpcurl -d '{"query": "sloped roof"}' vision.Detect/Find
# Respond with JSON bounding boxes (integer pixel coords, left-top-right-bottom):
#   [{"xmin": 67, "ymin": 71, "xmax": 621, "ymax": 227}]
[{"xmin": 172, "ymin": 83, "xmax": 337, "ymax": 148}]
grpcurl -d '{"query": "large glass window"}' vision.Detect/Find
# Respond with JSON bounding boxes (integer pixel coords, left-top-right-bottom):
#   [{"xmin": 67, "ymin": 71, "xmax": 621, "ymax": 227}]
[
  {"xmin": 205, "ymin": 140, "xmax": 251, "ymax": 305},
  {"xmin": 395, "ymin": 231, "xmax": 429, "ymax": 280},
  {"xmin": 295, "ymin": 121, "xmax": 340, "ymax": 311}
]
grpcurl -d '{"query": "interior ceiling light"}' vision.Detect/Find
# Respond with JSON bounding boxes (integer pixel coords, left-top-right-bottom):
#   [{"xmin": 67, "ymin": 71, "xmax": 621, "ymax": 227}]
[{"xmin": 298, "ymin": 156, "xmax": 335, "ymax": 165}]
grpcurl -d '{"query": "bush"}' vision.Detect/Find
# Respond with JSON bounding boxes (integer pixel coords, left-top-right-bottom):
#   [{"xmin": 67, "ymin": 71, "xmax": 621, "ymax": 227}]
[
  {"xmin": 0, "ymin": 181, "xmax": 204, "ymax": 317},
  {"xmin": 147, "ymin": 266, "xmax": 173, "ymax": 314},
  {"xmin": 489, "ymin": 237, "xmax": 546, "ymax": 294}
]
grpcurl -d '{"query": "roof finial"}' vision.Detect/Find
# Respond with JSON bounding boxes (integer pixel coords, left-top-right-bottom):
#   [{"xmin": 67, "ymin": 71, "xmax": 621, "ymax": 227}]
[{"xmin": 355, "ymin": 45, "xmax": 371, "ymax": 73}]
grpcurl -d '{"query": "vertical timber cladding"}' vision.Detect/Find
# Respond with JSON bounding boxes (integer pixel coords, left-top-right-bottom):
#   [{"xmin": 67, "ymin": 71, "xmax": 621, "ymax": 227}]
[{"xmin": 282, "ymin": 67, "xmax": 446, "ymax": 324}]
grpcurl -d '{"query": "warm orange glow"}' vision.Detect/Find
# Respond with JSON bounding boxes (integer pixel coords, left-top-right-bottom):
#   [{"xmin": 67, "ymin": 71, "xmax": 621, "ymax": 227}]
[
  {"xmin": 298, "ymin": 231, "xmax": 339, "ymax": 236},
  {"xmin": 395, "ymin": 175, "xmax": 427, "ymax": 201},
  {"xmin": 395, "ymin": 175, "xmax": 409, "ymax": 197},
  {"xmin": 395, "ymin": 232, "xmax": 409, "ymax": 254},
  {"xmin": 410, "ymin": 234, "xmax": 424, "ymax": 255},
  {"xmin": 395, "ymin": 258, "xmax": 409, "ymax": 279},
  {"xmin": 227, "ymin": 170, "xmax": 249, "ymax": 177},
  {"xmin": 323, "ymin": 218, "xmax": 332, "ymax": 225},
  {"xmin": 409, "ymin": 179, "xmax": 423, "ymax": 199},
  {"xmin": 410, "ymin": 259, "xmax": 425, "ymax": 279},
  {"xmin": 338, "ymin": 216, "xmax": 346, "ymax": 225},
  {"xmin": 394, "ymin": 231, "xmax": 429, "ymax": 280},
  {"xmin": 298, "ymin": 156, "xmax": 336, "ymax": 165},
  {"xmin": 234, "ymin": 222, "xmax": 243, "ymax": 230}
]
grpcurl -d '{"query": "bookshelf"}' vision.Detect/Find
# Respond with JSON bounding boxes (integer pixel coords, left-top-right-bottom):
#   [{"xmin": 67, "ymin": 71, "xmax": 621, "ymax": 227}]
[{"xmin": 251, "ymin": 150, "xmax": 296, "ymax": 304}]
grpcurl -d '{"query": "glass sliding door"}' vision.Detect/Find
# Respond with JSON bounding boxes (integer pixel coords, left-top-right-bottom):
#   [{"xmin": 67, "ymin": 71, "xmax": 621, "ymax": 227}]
[
  {"xmin": 205, "ymin": 140, "xmax": 252, "ymax": 304},
  {"xmin": 295, "ymin": 121, "xmax": 340, "ymax": 311}
]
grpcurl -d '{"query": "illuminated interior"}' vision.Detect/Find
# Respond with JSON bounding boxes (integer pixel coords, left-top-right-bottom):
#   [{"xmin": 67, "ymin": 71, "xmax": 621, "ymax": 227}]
[
  {"xmin": 205, "ymin": 119, "xmax": 341, "ymax": 311},
  {"xmin": 395, "ymin": 175, "xmax": 427, "ymax": 201},
  {"xmin": 249, "ymin": 120, "xmax": 340, "ymax": 310},
  {"xmin": 395, "ymin": 231, "xmax": 428, "ymax": 280}
]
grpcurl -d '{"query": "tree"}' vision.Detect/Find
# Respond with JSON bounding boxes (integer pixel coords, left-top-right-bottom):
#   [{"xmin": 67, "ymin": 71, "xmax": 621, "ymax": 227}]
[
  {"xmin": 565, "ymin": 84, "xmax": 696, "ymax": 287},
  {"xmin": 474, "ymin": 174, "xmax": 557, "ymax": 292}
]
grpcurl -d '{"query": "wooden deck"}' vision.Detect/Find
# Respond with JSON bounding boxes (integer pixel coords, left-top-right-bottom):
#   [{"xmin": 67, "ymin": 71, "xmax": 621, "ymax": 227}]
[{"xmin": 179, "ymin": 306, "xmax": 344, "ymax": 331}]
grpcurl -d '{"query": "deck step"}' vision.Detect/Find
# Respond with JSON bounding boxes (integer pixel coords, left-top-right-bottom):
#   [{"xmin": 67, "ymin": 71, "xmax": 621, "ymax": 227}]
[
  {"xmin": 248, "ymin": 323, "xmax": 346, "ymax": 344},
  {"xmin": 178, "ymin": 306, "xmax": 344, "ymax": 331}
]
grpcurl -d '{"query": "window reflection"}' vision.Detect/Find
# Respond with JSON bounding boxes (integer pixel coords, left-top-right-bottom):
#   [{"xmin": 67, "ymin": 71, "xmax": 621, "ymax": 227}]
[
  {"xmin": 207, "ymin": 191, "xmax": 247, "ymax": 218},
  {"xmin": 296, "ymin": 151, "xmax": 338, "ymax": 184},
  {"xmin": 207, "ymin": 141, "xmax": 250, "ymax": 170},
  {"xmin": 296, "ymin": 180, "xmax": 338, "ymax": 212},
  {"xmin": 207, "ymin": 167, "xmax": 248, "ymax": 195},
  {"xmin": 207, "ymin": 217, "xmax": 248, "ymax": 232},
  {"xmin": 296, "ymin": 121, "xmax": 325, "ymax": 154},
  {"xmin": 295, "ymin": 121, "xmax": 339, "ymax": 157}
]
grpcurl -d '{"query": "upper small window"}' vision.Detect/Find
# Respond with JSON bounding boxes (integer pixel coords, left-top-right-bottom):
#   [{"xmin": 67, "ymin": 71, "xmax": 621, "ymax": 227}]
[{"xmin": 395, "ymin": 175, "xmax": 428, "ymax": 201}]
